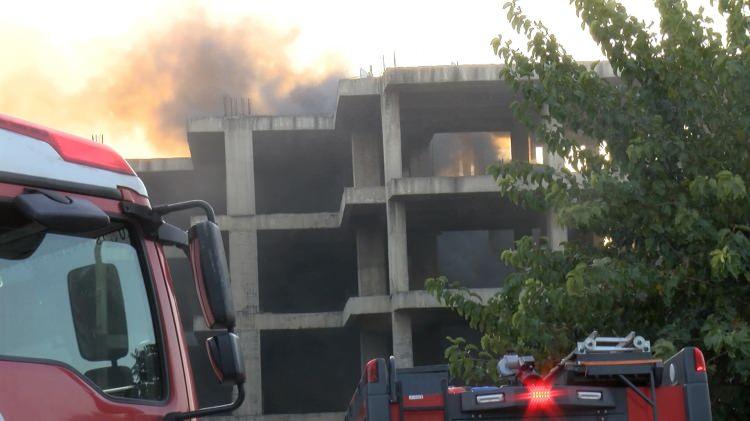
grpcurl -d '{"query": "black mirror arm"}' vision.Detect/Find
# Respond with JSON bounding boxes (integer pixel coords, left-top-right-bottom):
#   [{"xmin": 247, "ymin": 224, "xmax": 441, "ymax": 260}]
[
  {"xmin": 164, "ymin": 382, "xmax": 245, "ymax": 421},
  {"xmin": 152, "ymin": 200, "xmax": 216, "ymax": 223},
  {"xmin": 122, "ymin": 200, "xmax": 218, "ymax": 250}
]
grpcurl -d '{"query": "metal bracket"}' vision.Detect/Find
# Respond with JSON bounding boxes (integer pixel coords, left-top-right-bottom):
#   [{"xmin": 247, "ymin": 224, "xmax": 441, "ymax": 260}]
[
  {"xmin": 121, "ymin": 202, "xmax": 187, "ymax": 249},
  {"xmin": 577, "ymin": 331, "xmax": 651, "ymax": 354},
  {"xmin": 121, "ymin": 202, "xmax": 163, "ymax": 230},
  {"xmin": 618, "ymin": 372, "xmax": 658, "ymax": 421},
  {"xmin": 164, "ymin": 383, "xmax": 245, "ymax": 420}
]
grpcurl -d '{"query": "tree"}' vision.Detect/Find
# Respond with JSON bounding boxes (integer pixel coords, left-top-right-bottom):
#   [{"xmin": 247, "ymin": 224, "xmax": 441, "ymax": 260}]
[{"xmin": 426, "ymin": 0, "xmax": 750, "ymax": 417}]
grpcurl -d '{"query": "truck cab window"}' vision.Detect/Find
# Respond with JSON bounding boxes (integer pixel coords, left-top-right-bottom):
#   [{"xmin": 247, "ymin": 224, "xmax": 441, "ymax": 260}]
[{"xmin": 0, "ymin": 220, "xmax": 164, "ymax": 401}]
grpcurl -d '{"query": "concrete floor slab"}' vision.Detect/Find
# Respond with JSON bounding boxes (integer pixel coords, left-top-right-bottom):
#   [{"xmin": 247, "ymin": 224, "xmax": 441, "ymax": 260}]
[
  {"xmin": 389, "ymin": 175, "xmax": 498, "ymax": 198},
  {"xmin": 129, "ymin": 157, "xmax": 193, "ymax": 172},
  {"xmin": 254, "ymin": 312, "xmax": 343, "ymax": 330}
]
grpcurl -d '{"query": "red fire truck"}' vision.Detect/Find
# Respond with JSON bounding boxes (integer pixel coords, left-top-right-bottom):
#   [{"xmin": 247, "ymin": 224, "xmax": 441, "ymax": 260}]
[
  {"xmin": 0, "ymin": 113, "xmax": 244, "ymax": 420},
  {"xmin": 346, "ymin": 331, "xmax": 712, "ymax": 420}
]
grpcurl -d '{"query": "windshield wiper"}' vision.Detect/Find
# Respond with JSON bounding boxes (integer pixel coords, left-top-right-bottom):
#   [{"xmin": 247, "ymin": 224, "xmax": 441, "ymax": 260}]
[
  {"xmin": 0, "ymin": 222, "xmax": 47, "ymax": 259},
  {"xmin": 0, "ymin": 222, "xmax": 46, "ymax": 245}
]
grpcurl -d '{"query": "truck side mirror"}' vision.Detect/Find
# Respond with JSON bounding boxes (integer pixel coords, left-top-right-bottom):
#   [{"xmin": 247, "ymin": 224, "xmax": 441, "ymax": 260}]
[
  {"xmin": 68, "ymin": 263, "xmax": 129, "ymax": 361},
  {"xmin": 206, "ymin": 332, "xmax": 245, "ymax": 384},
  {"xmin": 165, "ymin": 330, "xmax": 247, "ymax": 420},
  {"xmin": 188, "ymin": 220, "xmax": 235, "ymax": 330},
  {"xmin": 149, "ymin": 201, "xmax": 247, "ymax": 421}
]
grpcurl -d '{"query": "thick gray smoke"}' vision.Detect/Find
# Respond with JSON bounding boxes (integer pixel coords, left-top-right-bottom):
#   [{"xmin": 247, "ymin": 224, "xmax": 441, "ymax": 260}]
[{"xmin": 0, "ymin": 12, "xmax": 346, "ymax": 157}]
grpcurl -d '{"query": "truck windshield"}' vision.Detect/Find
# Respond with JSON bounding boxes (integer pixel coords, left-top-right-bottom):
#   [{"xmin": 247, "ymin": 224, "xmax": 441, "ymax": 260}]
[{"xmin": 0, "ymin": 222, "xmax": 163, "ymax": 401}]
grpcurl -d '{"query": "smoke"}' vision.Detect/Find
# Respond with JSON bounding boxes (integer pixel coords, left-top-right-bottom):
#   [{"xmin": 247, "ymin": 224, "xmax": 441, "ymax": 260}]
[{"xmin": 0, "ymin": 12, "xmax": 346, "ymax": 158}]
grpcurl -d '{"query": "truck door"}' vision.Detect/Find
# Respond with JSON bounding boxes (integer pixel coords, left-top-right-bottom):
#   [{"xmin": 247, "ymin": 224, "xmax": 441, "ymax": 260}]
[{"xmin": 0, "ymin": 200, "xmax": 178, "ymax": 419}]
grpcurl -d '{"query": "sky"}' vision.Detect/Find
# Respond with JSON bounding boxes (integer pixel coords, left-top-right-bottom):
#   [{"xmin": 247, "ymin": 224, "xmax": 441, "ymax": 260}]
[{"xmin": 0, "ymin": 0, "xmax": 724, "ymax": 158}]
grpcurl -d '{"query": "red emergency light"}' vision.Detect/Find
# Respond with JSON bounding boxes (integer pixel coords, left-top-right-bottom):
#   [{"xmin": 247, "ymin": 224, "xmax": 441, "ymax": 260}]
[
  {"xmin": 524, "ymin": 383, "xmax": 554, "ymax": 405},
  {"xmin": 694, "ymin": 348, "xmax": 706, "ymax": 373},
  {"xmin": 519, "ymin": 382, "xmax": 562, "ymax": 416},
  {"xmin": 529, "ymin": 386, "xmax": 553, "ymax": 402},
  {"xmin": 0, "ymin": 113, "xmax": 135, "ymax": 175},
  {"xmin": 365, "ymin": 359, "xmax": 379, "ymax": 383}
]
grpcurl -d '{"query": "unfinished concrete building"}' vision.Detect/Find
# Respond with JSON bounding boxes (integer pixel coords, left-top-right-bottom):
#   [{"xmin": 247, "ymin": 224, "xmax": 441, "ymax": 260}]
[{"xmin": 128, "ymin": 63, "xmax": 611, "ymax": 420}]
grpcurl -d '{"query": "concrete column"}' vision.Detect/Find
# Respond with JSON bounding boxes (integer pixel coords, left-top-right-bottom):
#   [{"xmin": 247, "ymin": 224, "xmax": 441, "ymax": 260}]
[
  {"xmin": 387, "ymin": 202, "xmax": 409, "ymax": 293},
  {"xmin": 223, "ymin": 118, "xmax": 262, "ymax": 416},
  {"xmin": 351, "ymin": 130, "xmax": 384, "ymax": 187},
  {"xmin": 229, "ymin": 230, "xmax": 259, "ymax": 319},
  {"xmin": 223, "ymin": 119, "xmax": 259, "ymax": 316},
  {"xmin": 546, "ymin": 145, "xmax": 568, "ymax": 251},
  {"xmin": 356, "ymin": 226, "xmax": 388, "ymax": 296},
  {"xmin": 391, "ymin": 311, "xmax": 414, "ymax": 368},
  {"xmin": 546, "ymin": 212, "xmax": 568, "ymax": 250},
  {"xmin": 225, "ymin": 118, "xmax": 255, "ymax": 216},
  {"xmin": 235, "ymin": 328, "xmax": 262, "ymax": 416},
  {"xmin": 510, "ymin": 120, "xmax": 530, "ymax": 162},
  {"xmin": 381, "ymin": 88, "xmax": 410, "ymax": 294},
  {"xmin": 360, "ymin": 331, "xmax": 390, "ymax": 368},
  {"xmin": 381, "ymin": 89, "xmax": 403, "ymax": 182}
]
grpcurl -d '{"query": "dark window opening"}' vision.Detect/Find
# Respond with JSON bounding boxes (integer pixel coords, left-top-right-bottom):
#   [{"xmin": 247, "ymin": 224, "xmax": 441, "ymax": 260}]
[
  {"xmin": 253, "ymin": 132, "xmax": 352, "ymax": 214},
  {"xmin": 258, "ymin": 229, "xmax": 357, "ymax": 313},
  {"xmin": 261, "ymin": 328, "xmax": 360, "ymax": 414}
]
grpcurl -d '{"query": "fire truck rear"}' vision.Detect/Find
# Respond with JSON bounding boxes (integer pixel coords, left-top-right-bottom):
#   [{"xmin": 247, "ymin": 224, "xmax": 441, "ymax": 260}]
[{"xmin": 346, "ymin": 331, "xmax": 712, "ymax": 420}]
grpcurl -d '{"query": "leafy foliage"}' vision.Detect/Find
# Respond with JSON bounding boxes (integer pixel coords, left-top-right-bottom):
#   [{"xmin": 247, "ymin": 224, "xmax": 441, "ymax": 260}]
[{"xmin": 426, "ymin": 0, "xmax": 750, "ymax": 417}]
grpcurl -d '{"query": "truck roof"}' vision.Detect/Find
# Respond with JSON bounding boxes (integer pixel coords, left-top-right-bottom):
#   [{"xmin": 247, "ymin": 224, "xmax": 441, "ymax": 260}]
[{"xmin": 0, "ymin": 113, "xmax": 147, "ymax": 198}]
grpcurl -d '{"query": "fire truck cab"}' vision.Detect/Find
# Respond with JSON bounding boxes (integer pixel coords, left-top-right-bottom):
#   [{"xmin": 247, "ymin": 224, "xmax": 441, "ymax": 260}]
[
  {"xmin": 346, "ymin": 332, "xmax": 712, "ymax": 420},
  {"xmin": 0, "ymin": 114, "xmax": 244, "ymax": 420}
]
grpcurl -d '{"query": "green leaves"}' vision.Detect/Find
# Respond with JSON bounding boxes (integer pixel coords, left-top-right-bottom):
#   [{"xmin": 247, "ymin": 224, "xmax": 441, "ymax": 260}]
[
  {"xmin": 716, "ymin": 170, "xmax": 747, "ymax": 202},
  {"xmin": 565, "ymin": 262, "xmax": 587, "ymax": 296},
  {"xmin": 428, "ymin": 0, "xmax": 750, "ymax": 417},
  {"xmin": 652, "ymin": 338, "xmax": 677, "ymax": 359}
]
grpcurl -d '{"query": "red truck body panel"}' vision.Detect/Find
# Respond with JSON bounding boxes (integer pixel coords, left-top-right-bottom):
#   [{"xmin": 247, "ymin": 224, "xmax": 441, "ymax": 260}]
[
  {"xmin": 0, "ymin": 359, "xmax": 183, "ymax": 420},
  {"xmin": 626, "ymin": 386, "xmax": 686, "ymax": 421}
]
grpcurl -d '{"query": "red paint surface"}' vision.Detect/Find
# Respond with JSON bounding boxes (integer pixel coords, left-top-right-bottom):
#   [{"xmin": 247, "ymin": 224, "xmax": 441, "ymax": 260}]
[
  {"xmin": 119, "ymin": 186, "xmax": 151, "ymax": 206},
  {"xmin": 190, "ymin": 235, "xmax": 214, "ymax": 328},
  {"xmin": 403, "ymin": 410, "xmax": 445, "ymax": 421},
  {"xmin": 627, "ymin": 385, "xmax": 686, "ymax": 421},
  {"xmin": 398, "ymin": 393, "xmax": 446, "ymax": 421},
  {"xmin": 153, "ymin": 243, "xmax": 198, "ymax": 410},
  {"xmin": 0, "ymin": 360, "xmax": 176, "ymax": 420}
]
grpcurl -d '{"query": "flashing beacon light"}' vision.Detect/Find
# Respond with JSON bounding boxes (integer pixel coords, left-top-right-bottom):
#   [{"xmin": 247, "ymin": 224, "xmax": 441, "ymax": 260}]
[
  {"xmin": 520, "ymin": 381, "xmax": 561, "ymax": 417},
  {"xmin": 524, "ymin": 383, "xmax": 554, "ymax": 407}
]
